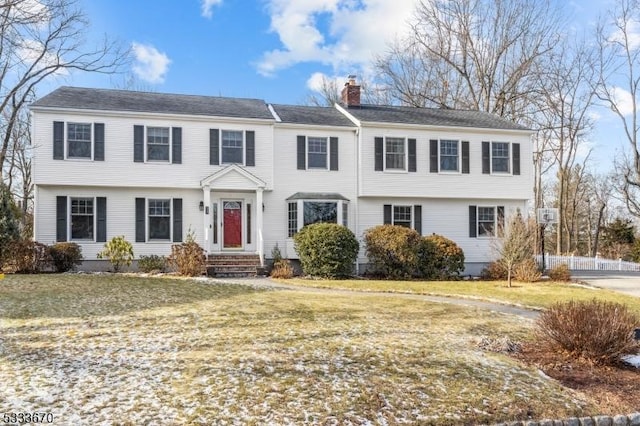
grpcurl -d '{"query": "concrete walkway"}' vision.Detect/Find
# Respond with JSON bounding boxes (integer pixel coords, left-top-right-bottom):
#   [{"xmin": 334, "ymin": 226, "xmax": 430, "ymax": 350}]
[
  {"xmin": 572, "ymin": 271, "xmax": 640, "ymax": 298},
  {"xmin": 201, "ymin": 276, "xmax": 540, "ymax": 320}
]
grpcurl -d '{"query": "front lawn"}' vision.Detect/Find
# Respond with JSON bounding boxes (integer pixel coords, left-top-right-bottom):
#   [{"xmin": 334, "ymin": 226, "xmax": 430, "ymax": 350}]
[
  {"xmin": 0, "ymin": 274, "xmax": 594, "ymax": 424},
  {"xmin": 279, "ymin": 278, "xmax": 640, "ymax": 314}
]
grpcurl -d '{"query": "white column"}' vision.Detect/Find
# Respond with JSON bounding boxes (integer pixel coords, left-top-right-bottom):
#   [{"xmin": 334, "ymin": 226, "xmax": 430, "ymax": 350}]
[
  {"xmin": 256, "ymin": 187, "xmax": 264, "ymax": 266},
  {"xmin": 203, "ymin": 185, "xmax": 211, "ymax": 253}
]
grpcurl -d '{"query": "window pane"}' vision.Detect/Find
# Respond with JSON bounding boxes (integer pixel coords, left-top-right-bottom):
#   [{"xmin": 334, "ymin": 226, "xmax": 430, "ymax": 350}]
[
  {"xmin": 307, "ymin": 137, "xmax": 327, "ymax": 168},
  {"xmin": 149, "ymin": 199, "xmax": 171, "ymax": 240},
  {"xmin": 288, "ymin": 202, "xmax": 298, "ymax": 237},
  {"xmin": 70, "ymin": 198, "xmax": 93, "ymax": 240},
  {"xmin": 303, "ymin": 202, "xmax": 337, "ymax": 226},
  {"xmin": 478, "ymin": 207, "xmax": 496, "ymax": 237},
  {"xmin": 342, "ymin": 203, "xmax": 348, "ymax": 227},
  {"xmin": 440, "ymin": 140, "xmax": 459, "ymax": 171},
  {"xmin": 393, "ymin": 205, "xmax": 412, "ymax": 228},
  {"xmin": 222, "ymin": 130, "xmax": 244, "ymax": 164},
  {"xmin": 492, "ymin": 142, "xmax": 510, "ymax": 173},
  {"xmin": 385, "ymin": 137, "xmax": 405, "ymax": 170},
  {"xmin": 67, "ymin": 123, "xmax": 91, "ymax": 159},
  {"xmin": 147, "ymin": 127, "xmax": 170, "ymax": 161}
]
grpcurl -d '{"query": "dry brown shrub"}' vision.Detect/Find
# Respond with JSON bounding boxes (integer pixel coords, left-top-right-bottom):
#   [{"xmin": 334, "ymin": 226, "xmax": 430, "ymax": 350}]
[
  {"xmin": 270, "ymin": 259, "xmax": 293, "ymax": 279},
  {"xmin": 549, "ymin": 263, "xmax": 571, "ymax": 281},
  {"xmin": 535, "ymin": 299, "xmax": 640, "ymax": 365},
  {"xmin": 168, "ymin": 232, "xmax": 205, "ymax": 277},
  {"xmin": 480, "ymin": 261, "xmax": 507, "ymax": 280},
  {"xmin": 513, "ymin": 258, "xmax": 541, "ymax": 282}
]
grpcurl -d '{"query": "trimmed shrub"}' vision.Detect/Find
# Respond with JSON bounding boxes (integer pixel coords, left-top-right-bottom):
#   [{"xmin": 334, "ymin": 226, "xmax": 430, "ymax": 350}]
[
  {"xmin": 364, "ymin": 225, "xmax": 422, "ymax": 279},
  {"xmin": 481, "ymin": 261, "xmax": 507, "ymax": 280},
  {"xmin": 4, "ymin": 240, "xmax": 52, "ymax": 273},
  {"xmin": 138, "ymin": 254, "xmax": 167, "ymax": 273},
  {"xmin": 535, "ymin": 299, "xmax": 640, "ymax": 365},
  {"xmin": 294, "ymin": 223, "xmax": 359, "ymax": 278},
  {"xmin": 50, "ymin": 242, "xmax": 83, "ymax": 272},
  {"xmin": 549, "ymin": 263, "xmax": 571, "ymax": 281},
  {"xmin": 418, "ymin": 234, "xmax": 465, "ymax": 279},
  {"xmin": 97, "ymin": 236, "xmax": 134, "ymax": 272},
  {"xmin": 168, "ymin": 231, "xmax": 205, "ymax": 276},
  {"xmin": 513, "ymin": 258, "xmax": 541, "ymax": 282},
  {"xmin": 270, "ymin": 259, "xmax": 294, "ymax": 279}
]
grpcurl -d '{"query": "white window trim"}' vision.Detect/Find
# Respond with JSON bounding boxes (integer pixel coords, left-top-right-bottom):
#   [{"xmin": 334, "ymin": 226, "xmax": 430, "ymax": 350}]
[
  {"xmin": 287, "ymin": 199, "xmax": 348, "ymax": 237},
  {"xmin": 306, "ymin": 136, "xmax": 329, "ymax": 170},
  {"xmin": 392, "ymin": 204, "xmax": 414, "ymax": 228},
  {"xmin": 383, "ymin": 136, "xmax": 408, "ymax": 173},
  {"xmin": 438, "ymin": 139, "xmax": 461, "ymax": 174},
  {"xmin": 476, "ymin": 205, "xmax": 497, "ymax": 238},
  {"xmin": 145, "ymin": 126, "xmax": 172, "ymax": 164},
  {"xmin": 220, "ymin": 129, "xmax": 246, "ymax": 165},
  {"xmin": 66, "ymin": 122, "xmax": 93, "ymax": 161},
  {"xmin": 69, "ymin": 196, "xmax": 96, "ymax": 242},
  {"xmin": 147, "ymin": 198, "xmax": 173, "ymax": 242},
  {"xmin": 490, "ymin": 141, "xmax": 512, "ymax": 175}
]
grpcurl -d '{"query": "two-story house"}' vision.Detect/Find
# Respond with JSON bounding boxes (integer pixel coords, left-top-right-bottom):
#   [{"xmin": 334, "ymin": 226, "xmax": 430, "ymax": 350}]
[{"xmin": 30, "ymin": 80, "xmax": 532, "ymax": 275}]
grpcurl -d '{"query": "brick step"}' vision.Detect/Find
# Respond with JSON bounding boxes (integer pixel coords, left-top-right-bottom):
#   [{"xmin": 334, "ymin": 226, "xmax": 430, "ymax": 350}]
[
  {"xmin": 206, "ymin": 259, "xmax": 261, "ymax": 266},
  {"xmin": 205, "ymin": 254, "xmax": 261, "ymax": 277}
]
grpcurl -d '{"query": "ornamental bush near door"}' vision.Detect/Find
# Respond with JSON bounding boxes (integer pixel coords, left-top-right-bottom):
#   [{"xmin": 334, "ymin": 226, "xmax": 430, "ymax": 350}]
[
  {"xmin": 293, "ymin": 223, "xmax": 359, "ymax": 278},
  {"xmin": 97, "ymin": 236, "xmax": 134, "ymax": 272}
]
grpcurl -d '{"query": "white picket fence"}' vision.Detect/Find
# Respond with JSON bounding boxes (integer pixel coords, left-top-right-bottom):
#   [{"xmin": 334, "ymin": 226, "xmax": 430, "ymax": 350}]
[{"xmin": 535, "ymin": 254, "xmax": 640, "ymax": 272}]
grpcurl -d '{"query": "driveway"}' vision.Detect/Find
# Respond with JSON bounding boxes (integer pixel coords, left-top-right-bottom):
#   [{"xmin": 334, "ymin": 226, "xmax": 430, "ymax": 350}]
[{"xmin": 571, "ymin": 270, "xmax": 640, "ymax": 297}]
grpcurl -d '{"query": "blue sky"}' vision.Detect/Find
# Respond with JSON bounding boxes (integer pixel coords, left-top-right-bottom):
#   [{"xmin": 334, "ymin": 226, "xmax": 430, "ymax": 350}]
[{"xmin": 38, "ymin": 0, "xmax": 630, "ymax": 172}]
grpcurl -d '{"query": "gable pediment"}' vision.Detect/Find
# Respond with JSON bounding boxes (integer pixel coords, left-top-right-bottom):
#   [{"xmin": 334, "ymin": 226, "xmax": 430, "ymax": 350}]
[{"xmin": 200, "ymin": 164, "xmax": 266, "ymax": 190}]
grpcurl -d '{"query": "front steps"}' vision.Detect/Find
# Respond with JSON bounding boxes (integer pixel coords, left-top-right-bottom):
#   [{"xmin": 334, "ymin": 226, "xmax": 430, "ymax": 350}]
[{"xmin": 205, "ymin": 253, "xmax": 263, "ymax": 278}]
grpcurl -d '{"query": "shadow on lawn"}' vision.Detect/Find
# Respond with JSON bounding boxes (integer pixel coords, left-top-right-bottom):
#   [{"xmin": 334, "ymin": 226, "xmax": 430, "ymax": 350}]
[{"xmin": 0, "ymin": 274, "xmax": 265, "ymax": 319}]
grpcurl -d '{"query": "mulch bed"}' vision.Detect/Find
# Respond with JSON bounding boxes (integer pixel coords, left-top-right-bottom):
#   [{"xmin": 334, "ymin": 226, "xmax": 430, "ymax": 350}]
[{"xmin": 515, "ymin": 343, "xmax": 640, "ymax": 414}]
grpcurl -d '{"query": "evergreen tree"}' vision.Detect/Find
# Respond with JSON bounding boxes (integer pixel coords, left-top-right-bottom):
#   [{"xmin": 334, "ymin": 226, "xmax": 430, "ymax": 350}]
[{"xmin": 0, "ymin": 184, "xmax": 21, "ymax": 266}]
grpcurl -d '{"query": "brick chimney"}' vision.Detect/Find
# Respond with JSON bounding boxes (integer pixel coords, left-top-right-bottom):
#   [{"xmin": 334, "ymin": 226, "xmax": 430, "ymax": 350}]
[{"xmin": 341, "ymin": 75, "xmax": 360, "ymax": 107}]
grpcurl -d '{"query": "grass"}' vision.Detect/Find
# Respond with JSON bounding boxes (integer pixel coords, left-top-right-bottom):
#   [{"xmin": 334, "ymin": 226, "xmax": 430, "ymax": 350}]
[
  {"xmin": 0, "ymin": 274, "xmax": 596, "ymax": 424},
  {"xmin": 278, "ymin": 278, "xmax": 640, "ymax": 314}
]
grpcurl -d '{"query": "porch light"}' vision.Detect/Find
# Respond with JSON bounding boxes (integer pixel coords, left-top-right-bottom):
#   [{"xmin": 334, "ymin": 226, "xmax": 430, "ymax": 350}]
[{"xmin": 199, "ymin": 201, "xmax": 204, "ymax": 211}]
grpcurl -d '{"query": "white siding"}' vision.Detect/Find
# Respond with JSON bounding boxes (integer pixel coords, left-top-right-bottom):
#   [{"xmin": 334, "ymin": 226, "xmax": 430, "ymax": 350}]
[
  {"xmin": 358, "ymin": 125, "xmax": 532, "ymax": 200},
  {"xmin": 32, "ymin": 111, "xmax": 274, "ymax": 189}
]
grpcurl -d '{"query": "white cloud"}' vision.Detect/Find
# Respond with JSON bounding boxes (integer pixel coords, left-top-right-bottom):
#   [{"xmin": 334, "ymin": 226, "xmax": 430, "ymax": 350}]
[
  {"xmin": 610, "ymin": 17, "xmax": 640, "ymax": 50},
  {"xmin": 17, "ymin": 39, "xmax": 66, "ymax": 74},
  {"xmin": 258, "ymin": 0, "xmax": 418, "ymax": 76},
  {"xmin": 131, "ymin": 42, "xmax": 171, "ymax": 84},
  {"xmin": 609, "ymin": 86, "xmax": 636, "ymax": 116},
  {"xmin": 201, "ymin": 0, "xmax": 223, "ymax": 19}
]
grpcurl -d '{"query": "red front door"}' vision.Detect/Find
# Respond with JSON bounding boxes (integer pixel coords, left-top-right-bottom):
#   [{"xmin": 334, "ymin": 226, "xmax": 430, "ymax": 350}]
[{"xmin": 223, "ymin": 201, "xmax": 242, "ymax": 249}]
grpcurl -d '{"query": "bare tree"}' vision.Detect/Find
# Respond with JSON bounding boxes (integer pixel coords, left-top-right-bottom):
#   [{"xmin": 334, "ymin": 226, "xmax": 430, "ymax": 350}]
[
  {"xmin": 376, "ymin": 0, "xmax": 564, "ymax": 121},
  {"xmin": 494, "ymin": 213, "xmax": 536, "ymax": 288},
  {"xmin": 0, "ymin": 0, "xmax": 127, "ymax": 183},
  {"xmin": 595, "ymin": 0, "xmax": 640, "ymax": 218}
]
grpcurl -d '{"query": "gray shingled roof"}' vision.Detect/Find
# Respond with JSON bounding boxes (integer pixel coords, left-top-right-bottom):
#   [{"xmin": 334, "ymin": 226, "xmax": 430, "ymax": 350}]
[
  {"xmin": 344, "ymin": 104, "xmax": 529, "ymax": 131},
  {"xmin": 271, "ymin": 104, "xmax": 355, "ymax": 127},
  {"xmin": 31, "ymin": 86, "xmax": 275, "ymax": 120}
]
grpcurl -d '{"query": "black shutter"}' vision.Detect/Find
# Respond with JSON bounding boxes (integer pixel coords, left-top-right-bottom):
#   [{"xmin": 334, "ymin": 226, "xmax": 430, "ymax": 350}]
[
  {"xmin": 96, "ymin": 197, "xmax": 107, "ymax": 242},
  {"xmin": 134, "ymin": 125, "xmax": 144, "ymax": 162},
  {"xmin": 56, "ymin": 196, "xmax": 67, "ymax": 242},
  {"xmin": 375, "ymin": 137, "xmax": 384, "ymax": 171},
  {"xmin": 135, "ymin": 198, "xmax": 146, "ymax": 242},
  {"xmin": 329, "ymin": 137, "xmax": 338, "ymax": 171},
  {"xmin": 383, "ymin": 204, "xmax": 392, "ymax": 224},
  {"xmin": 430, "ymin": 139, "xmax": 438, "ymax": 173},
  {"xmin": 297, "ymin": 135, "xmax": 306, "ymax": 170},
  {"xmin": 94, "ymin": 123, "xmax": 105, "ymax": 161},
  {"xmin": 414, "ymin": 205, "xmax": 422, "ymax": 235},
  {"xmin": 53, "ymin": 121, "xmax": 64, "ymax": 160},
  {"xmin": 497, "ymin": 206, "xmax": 505, "ymax": 234},
  {"xmin": 461, "ymin": 141, "xmax": 469, "ymax": 174},
  {"xmin": 469, "ymin": 205, "xmax": 477, "ymax": 238},
  {"xmin": 512, "ymin": 143, "xmax": 520, "ymax": 175},
  {"xmin": 210, "ymin": 129, "xmax": 219, "ymax": 165},
  {"xmin": 482, "ymin": 142, "xmax": 490, "ymax": 174},
  {"xmin": 172, "ymin": 127, "xmax": 182, "ymax": 164},
  {"xmin": 408, "ymin": 138, "xmax": 416, "ymax": 172},
  {"xmin": 246, "ymin": 131, "xmax": 255, "ymax": 166},
  {"xmin": 173, "ymin": 198, "xmax": 182, "ymax": 242}
]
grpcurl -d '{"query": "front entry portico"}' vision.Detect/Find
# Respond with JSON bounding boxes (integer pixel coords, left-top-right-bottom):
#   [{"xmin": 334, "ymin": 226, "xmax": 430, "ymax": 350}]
[{"xmin": 200, "ymin": 165, "xmax": 266, "ymax": 265}]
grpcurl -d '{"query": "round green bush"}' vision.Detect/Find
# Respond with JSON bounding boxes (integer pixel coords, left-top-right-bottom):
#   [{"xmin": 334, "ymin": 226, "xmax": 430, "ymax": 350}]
[
  {"xmin": 293, "ymin": 223, "xmax": 359, "ymax": 278},
  {"xmin": 418, "ymin": 234, "xmax": 465, "ymax": 279},
  {"xmin": 50, "ymin": 242, "xmax": 83, "ymax": 272},
  {"xmin": 363, "ymin": 225, "xmax": 422, "ymax": 279}
]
